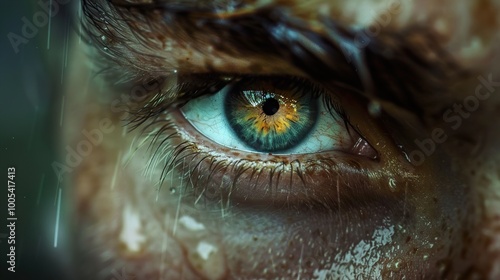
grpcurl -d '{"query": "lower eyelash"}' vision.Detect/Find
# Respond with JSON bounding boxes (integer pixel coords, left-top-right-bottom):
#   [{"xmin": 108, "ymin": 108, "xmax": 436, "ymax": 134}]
[
  {"xmin": 128, "ymin": 111, "xmax": 328, "ymax": 210},
  {"xmin": 121, "ymin": 74, "xmax": 396, "ymax": 211},
  {"xmin": 128, "ymin": 110, "xmax": 396, "ymax": 214}
]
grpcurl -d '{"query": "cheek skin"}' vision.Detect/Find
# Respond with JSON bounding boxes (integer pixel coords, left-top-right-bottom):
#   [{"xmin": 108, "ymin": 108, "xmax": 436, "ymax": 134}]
[
  {"xmin": 72, "ymin": 135, "xmax": 211, "ymax": 278},
  {"xmin": 70, "ymin": 109, "xmax": 218, "ymax": 279}
]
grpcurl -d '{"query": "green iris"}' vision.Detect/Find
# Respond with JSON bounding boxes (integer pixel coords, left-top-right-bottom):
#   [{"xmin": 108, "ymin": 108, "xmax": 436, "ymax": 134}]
[{"xmin": 224, "ymin": 79, "xmax": 319, "ymax": 152}]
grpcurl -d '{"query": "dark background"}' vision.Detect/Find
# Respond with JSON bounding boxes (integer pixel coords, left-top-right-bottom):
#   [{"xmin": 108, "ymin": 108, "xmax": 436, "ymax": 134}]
[{"xmin": 1, "ymin": 0, "xmax": 75, "ymax": 279}]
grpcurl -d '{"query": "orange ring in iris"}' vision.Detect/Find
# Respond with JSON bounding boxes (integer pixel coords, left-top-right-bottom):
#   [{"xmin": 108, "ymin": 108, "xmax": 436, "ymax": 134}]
[
  {"xmin": 225, "ymin": 78, "xmax": 318, "ymax": 152},
  {"xmin": 241, "ymin": 94, "xmax": 300, "ymax": 135}
]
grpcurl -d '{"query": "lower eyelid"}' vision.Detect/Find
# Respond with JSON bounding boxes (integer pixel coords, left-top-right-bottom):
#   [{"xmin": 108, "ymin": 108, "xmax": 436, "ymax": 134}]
[
  {"xmin": 187, "ymin": 155, "xmax": 408, "ymax": 210},
  {"xmin": 143, "ymin": 110, "xmax": 415, "ymax": 211}
]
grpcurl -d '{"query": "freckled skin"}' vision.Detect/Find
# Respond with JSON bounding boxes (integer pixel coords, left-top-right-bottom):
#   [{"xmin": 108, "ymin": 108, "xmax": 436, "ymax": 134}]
[{"xmin": 65, "ymin": 0, "xmax": 500, "ymax": 279}]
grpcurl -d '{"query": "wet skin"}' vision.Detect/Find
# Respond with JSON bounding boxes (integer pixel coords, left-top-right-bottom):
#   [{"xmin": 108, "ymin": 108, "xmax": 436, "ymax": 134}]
[{"xmin": 61, "ymin": 0, "xmax": 500, "ymax": 279}]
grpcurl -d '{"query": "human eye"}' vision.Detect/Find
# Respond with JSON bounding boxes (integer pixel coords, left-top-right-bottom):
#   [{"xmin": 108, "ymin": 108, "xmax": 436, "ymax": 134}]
[
  {"xmin": 180, "ymin": 75, "xmax": 375, "ymax": 156},
  {"xmin": 62, "ymin": 0, "xmax": 500, "ymax": 279},
  {"xmin": 138, "ymin": 73, "xmax": 392, "ymax": 212}
]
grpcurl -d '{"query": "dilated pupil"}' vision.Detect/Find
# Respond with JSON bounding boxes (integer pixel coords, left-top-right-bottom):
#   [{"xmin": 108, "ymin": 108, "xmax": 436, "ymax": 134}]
[{"xmin": 262, "ymin": 98, "xmax": 280, "ymax": 116}]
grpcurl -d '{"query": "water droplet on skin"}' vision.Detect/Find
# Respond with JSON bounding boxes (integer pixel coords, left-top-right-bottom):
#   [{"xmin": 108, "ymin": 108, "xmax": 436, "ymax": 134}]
[
  {"xmin": 165, "ymin": 41, "xmax": 173, "ymax": 51},
  {"xmin": 437, "ymin": 261, "xmax": 448, "ymax": 275},
  {"xmin": 368, "ymin": 101, "xmax": 382, "ymax": 117},
  {"xmin": 187, "ymin": 241, "xmax": 225, "ymax": 279},
  {"xmin": 398, "ymin": 144, "xmax": 411, "ymax": 163},
  {"xmin": 388, "ymin": 178, "xmax": 397, "ymax": 191}
]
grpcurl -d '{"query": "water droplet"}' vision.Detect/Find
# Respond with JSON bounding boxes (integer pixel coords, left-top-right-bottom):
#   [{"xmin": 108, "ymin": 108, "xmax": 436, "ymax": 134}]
[
  {"xmin": 437, "ymin": 261, "xmax": 448, "ymax": 275},
  {"xmin": 165, "ymin": 41, "xmax": 173, "ymax": 51},
  {"xmin": 399, "ymin": 144, "xmax": 411, "ymax": 162},
  {"xmin": 388, "ymin": 178, "xmax": 397, "ymax": 191},
  {"xmin": 368, "ymin": 101, "xmax": 381, "ymax": 117},
  {"xmin": 170, "ymin": 187, "xmax": 176, "ymax": 194}
]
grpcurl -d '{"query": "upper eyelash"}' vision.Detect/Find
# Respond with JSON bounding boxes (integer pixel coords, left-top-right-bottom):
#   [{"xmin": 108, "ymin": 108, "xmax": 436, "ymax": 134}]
[
  {"xmin": 82, "ymin": 0, "xmax": 464, "ymax": 125},
  {"xmin": 125, "ymin": 74, "xmax": 354, "ymax": 135},
  {"xmin": 124, "ymin": 74, "xmax": 232, "ymax": 129}
]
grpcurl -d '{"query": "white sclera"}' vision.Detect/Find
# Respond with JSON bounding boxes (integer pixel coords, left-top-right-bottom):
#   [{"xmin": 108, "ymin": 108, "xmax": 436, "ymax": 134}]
[{"xmin": 180, "ymin": 84, "xmax": 350, "ymax": 155}]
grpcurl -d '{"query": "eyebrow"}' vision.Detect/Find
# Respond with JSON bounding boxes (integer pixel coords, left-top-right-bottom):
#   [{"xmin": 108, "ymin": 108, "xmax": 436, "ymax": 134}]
[
  {"xmin": 82, "ymin": 0, "xmax": 465, "ymax": 119},
  {"xmin": 83, "ymin": 0, "xmax": 359, "ymax": 79}
]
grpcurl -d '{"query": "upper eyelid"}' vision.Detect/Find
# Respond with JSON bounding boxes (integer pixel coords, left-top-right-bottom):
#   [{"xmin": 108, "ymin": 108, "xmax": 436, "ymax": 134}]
[{"xmin": 83, "ymin": 0, "xmax": 464, "ymax": 120}]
